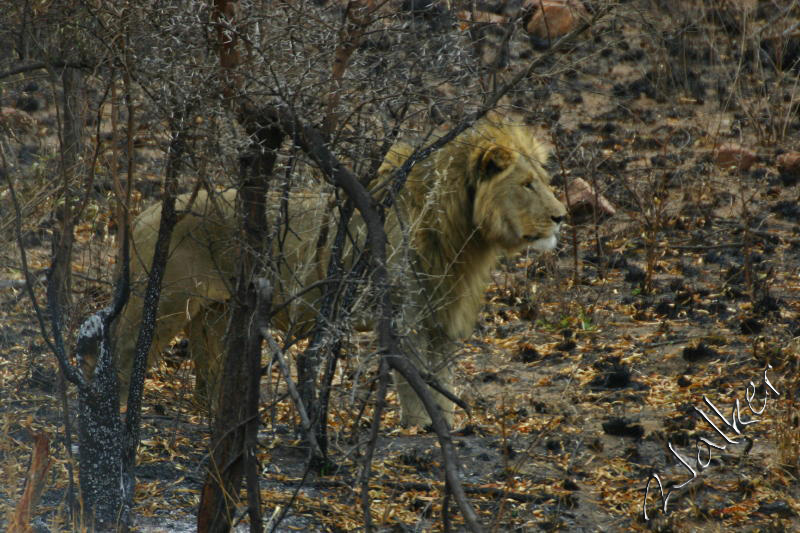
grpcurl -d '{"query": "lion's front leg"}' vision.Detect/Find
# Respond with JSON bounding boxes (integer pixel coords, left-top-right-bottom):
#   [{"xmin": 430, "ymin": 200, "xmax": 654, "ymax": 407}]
[
  {"xmin": 395, "ymin": 346, "xmax": 457, "ymax": 428},
  {"xmin": 115, "ymin": 290, "xmax": 187, "ymax": 408}
]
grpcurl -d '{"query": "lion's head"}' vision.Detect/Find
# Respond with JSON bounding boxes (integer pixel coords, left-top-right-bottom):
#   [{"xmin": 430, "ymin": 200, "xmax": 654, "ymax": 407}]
[
  {"xmin": 382, "ymin": 119, "xmax": 568, "ymax": 266},
  {"xmin": 466, "ymin": 122, "xmax": 567, "ymax": 253}
]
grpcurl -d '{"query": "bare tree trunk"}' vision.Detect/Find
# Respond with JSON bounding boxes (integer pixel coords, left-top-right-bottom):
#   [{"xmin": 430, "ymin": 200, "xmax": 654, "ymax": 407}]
[
  {"xmin": 70, "ymin": 108, "xmax": 186, "ymax": 532},
  {"xmin": 50, "ymin": 66, "xmax": 84, "ymax": 315},
  {"xmin": 198, "ymin": 122, "xmax": 283, "ymax": 533},
  {"xmin": 61, "ymin": 99, "xmax": 186, "ymax": 531},
  {"xmin": 199, "ymin": 3, "xmax": 287, "ymax": 529},
  {"xmin": 75, "ymin": 359, "xmax": 126, "ymax": 530},
  {"xmin": 297, "ymin": 200, "xmax": 368, "ymax": 464},
  {"xmin": 120, "ymin": 105, "xmax": 188, "ymax": 504}
]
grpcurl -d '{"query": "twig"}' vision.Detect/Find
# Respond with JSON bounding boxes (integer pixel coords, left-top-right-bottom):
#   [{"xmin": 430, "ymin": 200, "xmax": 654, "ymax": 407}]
[
  {"xmin": 323, "ymin": 0, "xmax": 377, "ymax": 135},
  {"xmin": 267, "ymin": 461, "xmax": 313, "ymax": 533},
  {"xmin": 672, "ymin": 243, "xmax": 743, "ymax": 251},
  {"xmin": 2, "ymin": 168, "xmax": 83, "ymax": 385},
  {"xmin": 262, "ymin": 327, "xmax": 325, "ymax": 460},
  {"xmin": 442, "ymin": 479, "xmax": 452, "ymax": 533},
  {"xmin": 262, "ymin": 11, "xmax": 612, "ymax": 526},
  {"xmin": 385, "ymin": 353, "xmax": 483, "ymax": 531},
  {"xmin": 359, "ymin": 358, "xmax": 390, "ymax": 533},
  {"xmin": 7, "ymin": 433, "xmax": 52, "ymax": 533},
  {"xmin": 381, "ymin": 3, "xmax": 611, "ymax": 208},
  {"xmin": 418, "ymin": 369, "xmax": 471, "ymax": 417},
  {"xmin": 0, "ymin": 61, "xmax": 90, "ymax": 80},
  {"xmin": 5, "ymin": 101, "xmax": 83, "ymax": 521},
  {"xmin": 643, "ymin": 338, "xmax": 689, "ymax": 348}
]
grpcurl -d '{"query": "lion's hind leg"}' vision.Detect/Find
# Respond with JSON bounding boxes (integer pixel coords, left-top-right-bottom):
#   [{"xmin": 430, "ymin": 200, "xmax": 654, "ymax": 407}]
[{"xmin": 186, "ymin": 302, "xmax": 228, "ymax": 409}]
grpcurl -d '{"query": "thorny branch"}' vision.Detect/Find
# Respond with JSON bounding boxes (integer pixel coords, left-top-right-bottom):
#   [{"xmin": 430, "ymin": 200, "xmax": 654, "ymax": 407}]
[
  {"xmin": 271, "ymin": 106, "xmax": 484, "ymax": 532},
  {"xmin": 380, "ymin": 4, "xmax": 611, "ymax": 207},
  {"xmin": 2, "ymin": 166, "xmax": 84, "ymax": 385},
  {"xmin": 262, "ymin": 327, "xmax": 325, "ymax": 459},
  {"xmin": 359, "ymin": 357, "xmax": 390, "ymax": 532}
]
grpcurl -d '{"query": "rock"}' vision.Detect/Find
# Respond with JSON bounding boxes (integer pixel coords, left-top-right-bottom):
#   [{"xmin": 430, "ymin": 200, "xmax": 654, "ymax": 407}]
[
  {"xmin": 456, "ymin": 10, "xmax": 507, "ymax": 25},
  {"xmin": 560, "ymin": 177, "xmax": 616, "ymax": 220},
  {"xmin": 682, "ymin": 342, "xmax": 718, "ymax": 362},
  {"xmin": 524, "ymin": 0, "xmax": 588, "ymax": 41},
  {"xmin": 777, "ymin": 151, "xmax": 800, "ymax": 184},
  {"xmin": 601, "ymin": 417, "xmax": 644, "ymax": 439},
  {"xmin": 714, "ymin": 142, "xmax": 756, "ymax": 171},
  {"xmin": 15, "ymin": 96, "xmax": 40, "ymax": 113},
  {"xmin": 0, "ymin": 107, "xmax": 37, "ymax": 138}
]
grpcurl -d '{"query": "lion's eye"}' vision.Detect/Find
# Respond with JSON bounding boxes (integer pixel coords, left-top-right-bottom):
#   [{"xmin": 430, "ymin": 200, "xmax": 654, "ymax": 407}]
[{"xmin": 524, "ymin": 182, "xmax": 535, "ymax": 191}]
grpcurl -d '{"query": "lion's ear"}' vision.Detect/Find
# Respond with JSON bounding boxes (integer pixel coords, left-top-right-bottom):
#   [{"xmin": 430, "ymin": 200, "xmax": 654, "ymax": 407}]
[{"xmin": 480, "ymin": 146, "xmax": 514, "ymax": 179}]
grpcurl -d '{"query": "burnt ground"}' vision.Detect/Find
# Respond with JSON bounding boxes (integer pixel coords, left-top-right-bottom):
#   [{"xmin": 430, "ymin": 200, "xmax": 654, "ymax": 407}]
[{"xmin": 2, "ymin": 1, "xmax": 800, "ymax": 532}]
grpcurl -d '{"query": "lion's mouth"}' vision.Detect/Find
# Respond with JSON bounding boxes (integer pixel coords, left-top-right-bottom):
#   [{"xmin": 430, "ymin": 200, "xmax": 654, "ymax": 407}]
[
  {"xmin": 523, "ymin": 229, "xmax": 555, "ymax": 242},
  {"xmin": 526, "ymin": 233, "xmax": 558, "ymax": 252}
]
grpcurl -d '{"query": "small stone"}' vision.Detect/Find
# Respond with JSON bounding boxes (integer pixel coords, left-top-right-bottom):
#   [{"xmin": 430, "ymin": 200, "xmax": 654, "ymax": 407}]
[
  {"xmin": 560, "ymin": 177, "xmax": 616, "ymax": 219},
  {"xmin": 777, "ymin": 151, "xmax": 800, "ymax": 179},
  {"xmin": 714, "ymin": 142, "xmax": 757, "ymax": 171},
  {"xmin": 740, "ymin": 316, "xmax": 763, "ymax": 335},
  {"xmin": 682, "ymin": 342, "xmax": 718, "ymax": 362},
  {"xmin": 524, "ymin": 0, "xmax": 589, "ymax": 41},
  {"xmin": 456, "ymin": 10, "xmax": 507, "ymax": 25},
  {"xmin": 601, "ymin": 417, "xmax": 644, "ymax": 439},
  {"xmin": 0, "ymin": 107, "xmax": 37, "ymax": 137}
]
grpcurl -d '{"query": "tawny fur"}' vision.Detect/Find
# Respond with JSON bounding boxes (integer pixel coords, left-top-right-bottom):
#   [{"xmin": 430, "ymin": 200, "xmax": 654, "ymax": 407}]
[{"xmin": 114, "ymin": 118, "xmax": 567, "ymax": 427}]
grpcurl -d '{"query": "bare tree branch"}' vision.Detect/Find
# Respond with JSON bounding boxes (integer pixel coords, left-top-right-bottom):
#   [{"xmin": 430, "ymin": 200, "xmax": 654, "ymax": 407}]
[
  {"xmin": 271, "ymin": 106, "xmax": 484, "ymax": 532},
  {"xmin": 381, "ymin": 4, "xmax": 611, "ymax": 207},
  {"xmin": 262, "ymin": 327, "xmax": 325, "ymax": 459},
  {"xmin": 359, "ymin": 357, "xmax": 389, "ymax": 532},
  {"xmin": 0, "ymin": 60, "xmax": 91, "ymax": 80},
  {"xmin": 2, "ymin": 167, "xmax": 85, "ymax": 386}
]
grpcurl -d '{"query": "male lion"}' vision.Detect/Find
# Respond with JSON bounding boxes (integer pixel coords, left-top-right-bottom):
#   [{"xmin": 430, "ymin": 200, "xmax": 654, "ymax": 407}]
[{"xmin": 115, "ymin": 118, "xmax": 567, "ymax": 427}]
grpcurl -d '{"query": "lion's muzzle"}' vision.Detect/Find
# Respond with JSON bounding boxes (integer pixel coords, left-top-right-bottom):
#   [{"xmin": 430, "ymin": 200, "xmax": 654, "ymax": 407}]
[{"xmin": 526, "ymin": 215, "xmax": 565, "ymax": 252}]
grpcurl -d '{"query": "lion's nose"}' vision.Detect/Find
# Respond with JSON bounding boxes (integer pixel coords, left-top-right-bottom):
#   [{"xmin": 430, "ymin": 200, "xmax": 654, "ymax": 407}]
[{"xmin": 551, "ymin": 215, "xmax": 565, "ymax": 224}]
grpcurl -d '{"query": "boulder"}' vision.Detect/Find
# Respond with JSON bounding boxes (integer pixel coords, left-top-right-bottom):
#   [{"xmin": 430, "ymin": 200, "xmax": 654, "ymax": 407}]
[
  {"xmin": 714, "ymin": 142, "xmax": 756, "ymax": 171},
  {"xmin": 524, "ymin": 0, "xmax": 589, "ymax": 41}
]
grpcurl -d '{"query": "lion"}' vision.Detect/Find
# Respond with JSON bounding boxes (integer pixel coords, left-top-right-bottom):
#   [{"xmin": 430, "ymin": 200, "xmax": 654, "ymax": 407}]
[{"xmin": 114, "ymin": 118, "xmax": 567, "ymax": 427}]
